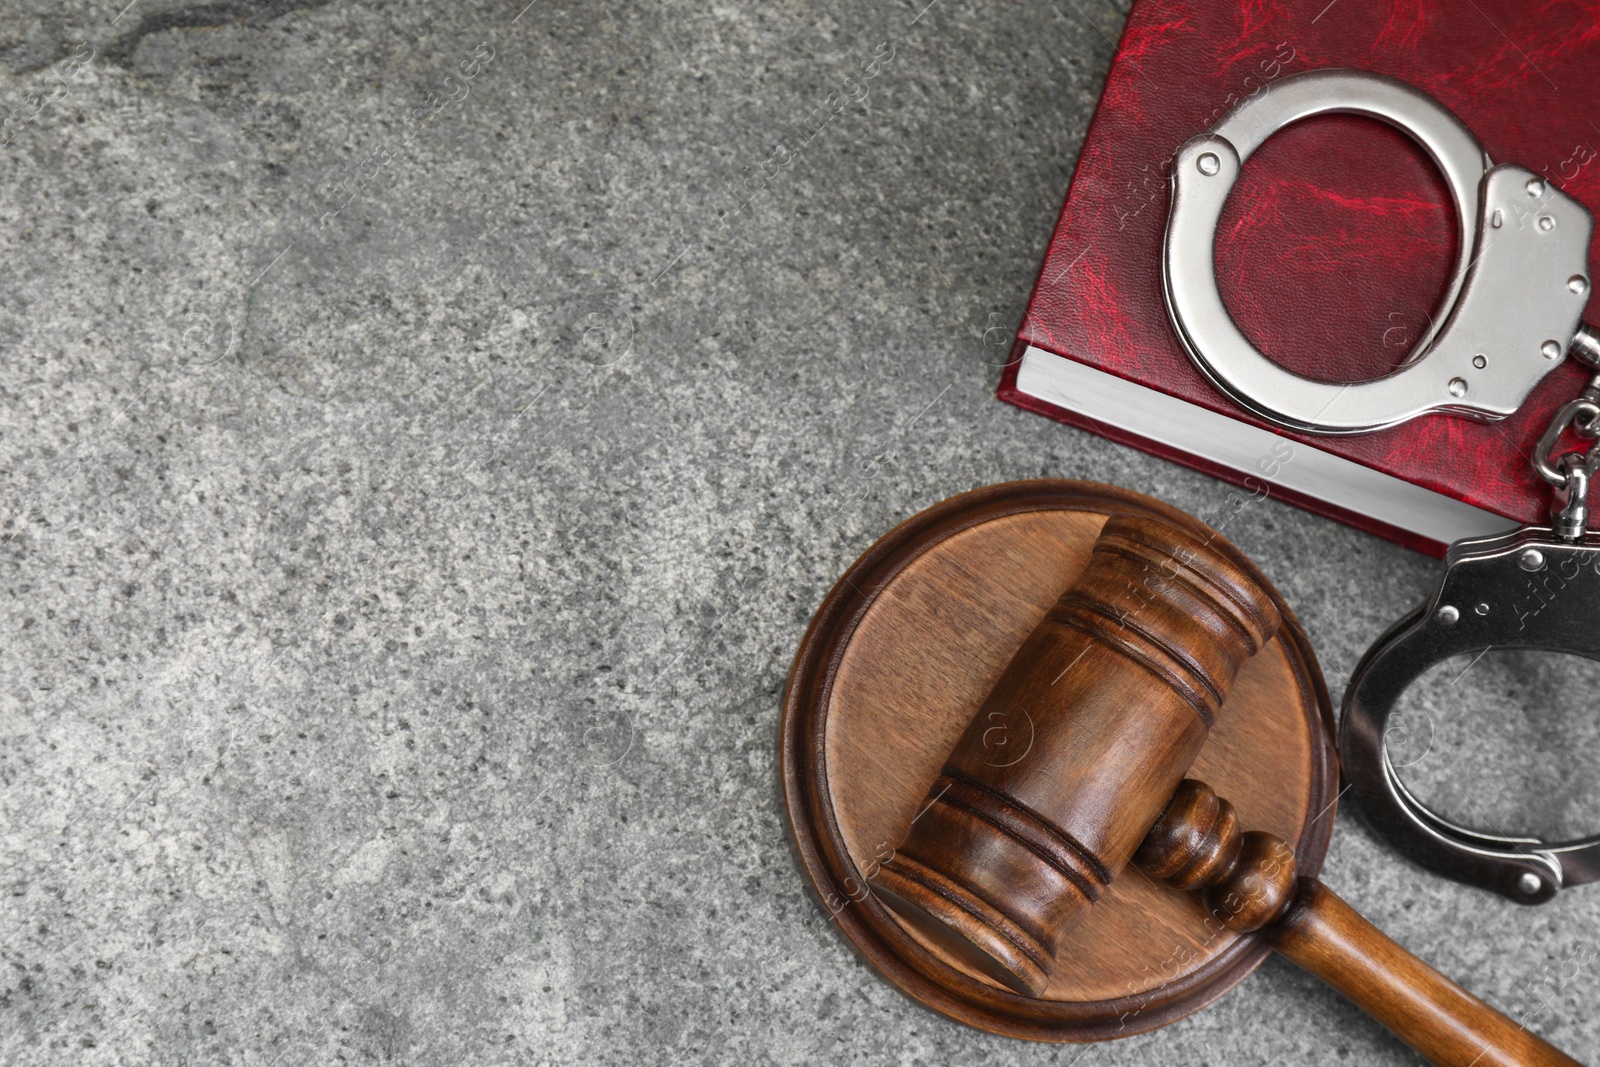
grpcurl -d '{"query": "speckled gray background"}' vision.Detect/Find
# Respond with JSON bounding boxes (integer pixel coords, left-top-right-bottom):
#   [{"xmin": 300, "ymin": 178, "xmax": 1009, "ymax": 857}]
[{"xmin": 1, "ymin": 1, "xmax": 1596, "ymax": 1064}]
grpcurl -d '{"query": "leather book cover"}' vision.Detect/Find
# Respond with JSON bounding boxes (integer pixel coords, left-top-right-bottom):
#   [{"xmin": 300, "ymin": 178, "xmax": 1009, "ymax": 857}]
[{"xmin": 999, "ymin": 0, "xmax": 1600, "ymax": 555}]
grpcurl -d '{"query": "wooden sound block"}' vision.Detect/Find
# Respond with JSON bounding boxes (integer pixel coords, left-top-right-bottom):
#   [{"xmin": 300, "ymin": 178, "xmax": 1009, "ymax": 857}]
[{"xmin": 781, "ymin": 480, "xmax": 1338, "ymax": 1041}]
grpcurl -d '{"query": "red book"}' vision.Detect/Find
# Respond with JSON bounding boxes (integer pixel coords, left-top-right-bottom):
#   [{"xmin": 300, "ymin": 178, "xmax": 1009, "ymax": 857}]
[{"xmin": 999, "ymin": 0, "xmax": 1600, "ymax": 556}]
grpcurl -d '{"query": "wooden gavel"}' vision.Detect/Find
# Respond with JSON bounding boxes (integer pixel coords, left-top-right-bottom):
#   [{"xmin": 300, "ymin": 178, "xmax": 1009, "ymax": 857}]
[{"xmin": 867, "ymin": 514, "xmax": 1579, "ymax": 1067}]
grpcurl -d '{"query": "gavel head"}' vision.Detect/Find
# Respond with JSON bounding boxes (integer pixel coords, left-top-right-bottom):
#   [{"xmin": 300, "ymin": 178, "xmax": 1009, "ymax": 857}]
[{"xmin": 867, "ymin": 514, "xmax": 1281, "ymax": 997}]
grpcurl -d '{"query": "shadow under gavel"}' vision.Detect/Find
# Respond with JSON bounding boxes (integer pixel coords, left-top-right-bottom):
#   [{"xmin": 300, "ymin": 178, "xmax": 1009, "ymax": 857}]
[{"xmin": 867, "ymin": 514, "xmax": 1579, "ymax": 1067}]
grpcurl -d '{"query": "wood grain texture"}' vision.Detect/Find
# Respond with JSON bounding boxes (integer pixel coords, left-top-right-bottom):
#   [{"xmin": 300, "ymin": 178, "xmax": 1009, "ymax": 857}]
[
  {"xmin": 1137, "ymin": 780, "xmax": 1582, "ymax": 1066},
  {"xmin": 1273, "ymin": 884, "xmax": 1582, "ymax": 1067},
  {"xmin": 781, "ymin": 480, "xmax": 1337, "ymax": 1041},
  {"xmin": 868, "ymin": 513, "xmax": 1285, "ymax": 996}
]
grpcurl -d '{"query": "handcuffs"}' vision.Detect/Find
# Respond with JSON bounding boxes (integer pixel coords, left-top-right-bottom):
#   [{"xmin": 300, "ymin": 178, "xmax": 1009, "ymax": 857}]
[{"xmin": 1163, "ymin": 68, "xmax": 1600, "ymax": 903}]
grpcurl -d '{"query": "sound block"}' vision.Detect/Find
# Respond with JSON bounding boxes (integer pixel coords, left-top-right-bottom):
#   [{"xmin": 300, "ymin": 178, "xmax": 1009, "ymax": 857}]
[{"xmin": 780, "ymin": 480, "xmax": 1337, "ymax": 1041}]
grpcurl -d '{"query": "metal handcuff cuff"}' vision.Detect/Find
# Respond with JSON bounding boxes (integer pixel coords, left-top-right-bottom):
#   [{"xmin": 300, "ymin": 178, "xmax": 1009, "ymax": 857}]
[{"xmin": 1163, "ymin": 69, "xmax": 1600, "ymax": 904}]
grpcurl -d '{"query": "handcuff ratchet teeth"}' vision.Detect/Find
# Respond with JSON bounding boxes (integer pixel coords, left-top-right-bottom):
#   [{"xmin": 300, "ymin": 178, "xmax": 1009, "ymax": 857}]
[{"xmin": 1163, "ymin": 68, "xmax": 1600, "ymax": 902}]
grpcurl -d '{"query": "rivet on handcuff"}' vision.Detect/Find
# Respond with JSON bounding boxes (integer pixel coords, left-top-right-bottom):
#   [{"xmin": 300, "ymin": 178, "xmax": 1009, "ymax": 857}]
[{"xmin": 1163, "ymin": 68, "xmax": 1600, "ymax": 903}]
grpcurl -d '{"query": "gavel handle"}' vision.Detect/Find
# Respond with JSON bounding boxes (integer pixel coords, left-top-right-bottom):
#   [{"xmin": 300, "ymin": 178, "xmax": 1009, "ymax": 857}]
[
  {"xmin": 1269, "ymin": 880, "xmax": 1579, "ymax": 1067},
  {"xmin": 1136, "ymin": 780, "xmax": 1582, "ymax": 1067}
]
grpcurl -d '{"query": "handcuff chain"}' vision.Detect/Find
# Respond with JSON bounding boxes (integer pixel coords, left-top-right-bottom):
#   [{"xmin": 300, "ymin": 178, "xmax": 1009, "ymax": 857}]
[{"xmin": 1535, "ymin": 341, "xmax": 1600, "ymax": 540}]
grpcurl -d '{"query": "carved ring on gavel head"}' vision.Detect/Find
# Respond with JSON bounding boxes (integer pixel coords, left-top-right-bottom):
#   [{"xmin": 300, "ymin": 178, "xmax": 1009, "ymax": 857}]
[
  {"xmin": 866, "ymin": 514, "xmax": 1280, "ymax": 996},
  {"xmin": 783, "ymin": 482, "xmax": 1580, "ymax": 1065}
]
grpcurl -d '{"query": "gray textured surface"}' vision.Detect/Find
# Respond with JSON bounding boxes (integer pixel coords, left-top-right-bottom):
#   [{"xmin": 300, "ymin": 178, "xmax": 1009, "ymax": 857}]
[{"xmin": 1, "ymin": 1, "xmax": 1596, "ymax": 1064}]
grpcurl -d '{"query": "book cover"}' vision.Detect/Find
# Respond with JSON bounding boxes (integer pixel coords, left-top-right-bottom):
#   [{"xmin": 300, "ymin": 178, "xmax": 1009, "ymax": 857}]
[{"xmin": 999, "ymin": 0, "xmax": 1600, "ymax": 556}]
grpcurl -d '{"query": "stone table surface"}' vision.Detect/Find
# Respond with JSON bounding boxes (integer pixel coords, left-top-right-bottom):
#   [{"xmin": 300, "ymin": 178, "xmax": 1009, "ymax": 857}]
[{"xmin": 2, "ymin": 1, "xmax": 1597, "ymax": 1064}]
